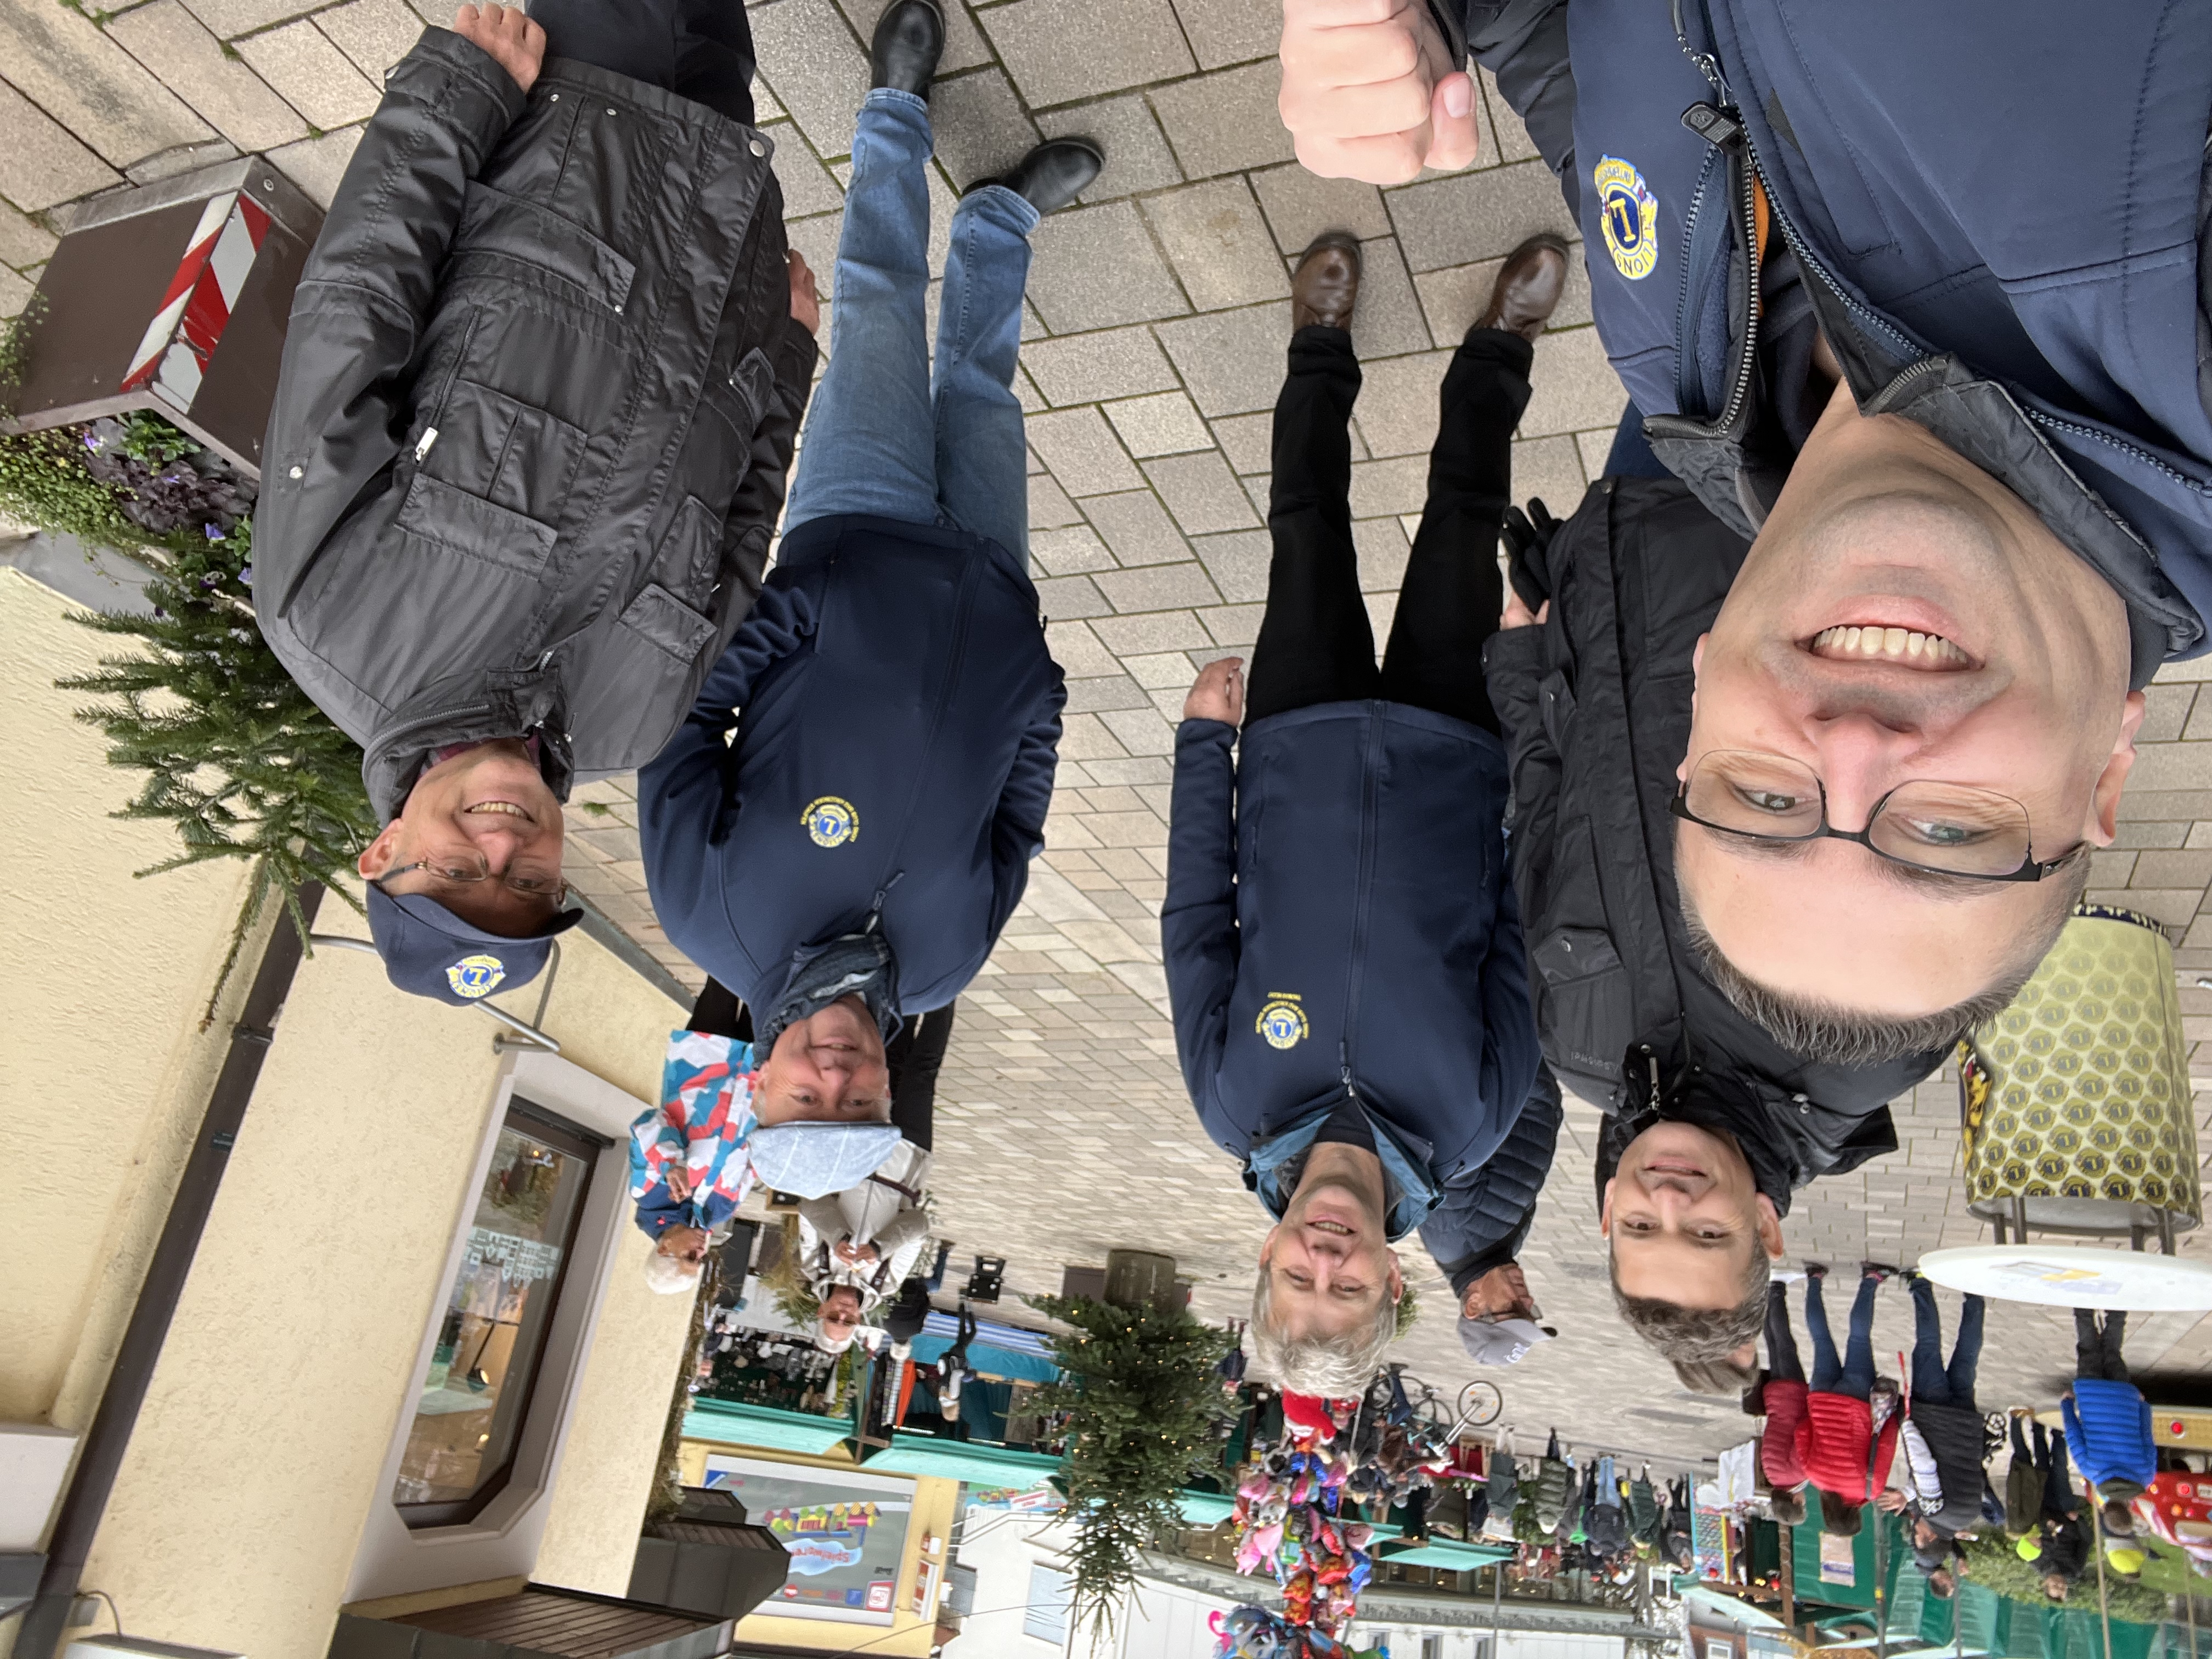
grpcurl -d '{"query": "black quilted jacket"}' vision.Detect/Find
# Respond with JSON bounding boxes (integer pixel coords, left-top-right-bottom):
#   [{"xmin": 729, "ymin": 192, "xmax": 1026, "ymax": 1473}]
[{"xmin": 254, "ymin": 29, "xmax": 814, "ymax": 820}]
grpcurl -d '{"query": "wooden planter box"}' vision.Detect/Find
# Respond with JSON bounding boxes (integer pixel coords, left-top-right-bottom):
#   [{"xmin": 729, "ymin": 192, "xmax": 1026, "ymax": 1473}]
[
  {"xmin": 4, "ymin": 156, "xmax": 323, "ymax": 481},
  {"xmin": 1103, "ymin": 1248, "xmax": 1184, "ymax": 1313}
]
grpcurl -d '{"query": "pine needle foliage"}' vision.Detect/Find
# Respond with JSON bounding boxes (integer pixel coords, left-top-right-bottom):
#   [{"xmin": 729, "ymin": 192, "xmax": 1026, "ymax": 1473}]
[
  {"xmin": 56, "ymin": 510, "xmax": 379, "ymax": 1025},
  {"xmin": 1026, "ymin": 1293, "xmax": 1232, "ymax": 1640}
]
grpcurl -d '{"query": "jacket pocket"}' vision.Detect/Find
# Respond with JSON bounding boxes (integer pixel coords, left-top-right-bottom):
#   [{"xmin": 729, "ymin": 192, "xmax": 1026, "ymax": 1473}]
[
  {"xmin": 1529, "ymin": 926, "xmax": 1630, "ymax": 1088},
  {"xmin": 650, "ymin": 494, "xmax": 725, "ymax": 611},
  {"xmin": 702, "ymin": 346, "xmax": 775, "ymax": 443},
  {"xmin": 619, "ymin": 582, "xmax": 718, "ymax": 663},
  {"xmin": 453, "ymin": 180, "xmax": 636, "ymax": 313},
  {"xmin": 394, "ymin": 470, "xmax": 557, "ymax": 575},
  {"xmin": 426, "ymin": 377, "xmax": 589, "ymax": 528}
]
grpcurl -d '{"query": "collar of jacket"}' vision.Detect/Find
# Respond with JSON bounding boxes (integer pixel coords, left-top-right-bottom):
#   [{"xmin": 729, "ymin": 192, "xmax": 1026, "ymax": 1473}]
[
  {"xmin": 1642, "ymin": 215, "xmax": 2197, "ymax": 692},
  {"xmin": 1591, "ymin": 1050, "xmax": 1899, "ymax": 1221},
  {"xmin": 363, "ymin": 665, "xmax": 575, "ymax": 822},
  {"xmin": 537, "ymin": 52, "xmax": 779, "ymax": 144},
  {"xmin": 1244, "ymin": 1092, "xmax": 1441, "ymax": 1242},
  {"xmin": 755, "ymin": 930, "xmax": 901, "ymax": 1053}
]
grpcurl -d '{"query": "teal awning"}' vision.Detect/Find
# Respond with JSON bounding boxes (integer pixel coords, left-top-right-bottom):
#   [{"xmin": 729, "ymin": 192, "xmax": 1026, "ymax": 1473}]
[
  {"xmin": 1375, "ymin": 1536, "xmax": 1511, "ymax": 1570},
  {"xmin": 1177, "ymin": 1489, "xmax": 1237, "ymax": 1526},
  {"xmin": 683, "ymin": 1399, "xmax": 853, "ymax": 1455},
  {"xmin": 861, "ymin": 1434, "xmax": 1064, "ymax": 1485}
]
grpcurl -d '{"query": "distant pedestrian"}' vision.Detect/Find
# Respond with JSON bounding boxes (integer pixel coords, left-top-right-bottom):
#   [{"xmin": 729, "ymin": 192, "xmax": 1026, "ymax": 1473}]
[
  {"xmin": 2062, "ymin": 1309, "xmax": 2155, "ymax": 1504},
  {"xmin": 1798, "ymin": 1265, "xmax": 1900, "ymax": 1531}
]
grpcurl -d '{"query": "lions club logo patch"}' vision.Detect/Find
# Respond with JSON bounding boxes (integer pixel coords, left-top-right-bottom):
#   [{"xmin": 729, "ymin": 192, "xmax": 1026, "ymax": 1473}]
[
  {"xmin": 446, "ymin": 953, "xmax": 507, "ymax": 1000},
  {"xmin": 1594, "ymin": 156, "xmax": 1658, "ymax": 281},
  {"xmin": 803, "ymin": 795, "xmax": 859, "ymax": 848},
  {"xmin": 1256, "ymin": 995, "xmax": 1308, "ymax": 1052}
]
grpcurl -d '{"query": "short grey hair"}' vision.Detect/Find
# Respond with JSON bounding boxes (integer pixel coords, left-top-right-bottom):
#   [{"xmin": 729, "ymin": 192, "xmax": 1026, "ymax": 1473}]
[
  {"xmin": 643, "ymin": 1249, "xmax": 704, "ymax": 1296},
  {"xmin": 1247, "ymin": 1263, "xmax": 1398, "ymax": 1397},
  {"xmin": 1677, "ymin": 830, "xmax": 2089, "ymax": 1066},
  {"xmin": 1609, "ymin": 1235, "xmax": 1769, "ymax": 1364}
]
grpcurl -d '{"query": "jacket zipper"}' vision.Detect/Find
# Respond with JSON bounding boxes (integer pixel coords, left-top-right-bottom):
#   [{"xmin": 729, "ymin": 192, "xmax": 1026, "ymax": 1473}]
[
  {"xmin": 876, "ymin": 550, "xmax": 980, "ymax": 893},
  {"xmin": 1338, "ymin": 709, "xmax": 1383, "ymax": 1100}
]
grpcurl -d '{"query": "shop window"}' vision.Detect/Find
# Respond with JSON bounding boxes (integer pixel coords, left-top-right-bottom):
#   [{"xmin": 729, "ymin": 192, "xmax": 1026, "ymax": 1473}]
[
  {"xmin": 1022, "ymin": 1563, "xmax": 1071, "ymax": 1644},
  {"xmin": 392, "ymin": 1100, "xmax": 604, "ymax": 1527}
]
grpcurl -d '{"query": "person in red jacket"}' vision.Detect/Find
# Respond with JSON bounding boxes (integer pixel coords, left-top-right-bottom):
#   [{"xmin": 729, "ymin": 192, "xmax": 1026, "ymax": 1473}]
[
  {"xmin": 1747, "ymin": 1278, "xmax": 1811, "ymax": 1509},
  {"xmin": 1796, "ymin": 1263, "xmax": 1900, "ymax": 1531}
]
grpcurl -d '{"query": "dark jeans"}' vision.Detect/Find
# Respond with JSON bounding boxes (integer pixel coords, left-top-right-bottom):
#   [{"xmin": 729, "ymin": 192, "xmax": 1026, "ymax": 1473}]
[
  {"xmin": 528, "ymin": 0, "xmax": 758, "ymax": 125},
  {"xmin": 1765, "ymin": 1279, "xmax": 1805, "ymax": 1385},
  {"xmin": 923, "ymin": 1240, "xmax": 952, "ymax": 1293},
  {"xmin": 1909, "ymin": 1278, "xmax": 1984, "ymax": 1407},
  {"xmin": 1242, "ymin": 325, "xmax": 1528, "ymax": 733},
  {"xmin": 2075, "ymin": 1307, "xmax": 2131, "ymax": 1383},
  {"xmin": 1805, "ymin": 1272, "xmax": 1878, "ymax": 1399}
]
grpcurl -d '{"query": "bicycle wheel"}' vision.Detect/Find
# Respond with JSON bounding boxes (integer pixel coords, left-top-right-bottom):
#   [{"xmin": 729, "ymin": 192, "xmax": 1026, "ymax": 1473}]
[{"xmin": 1457, "ymin": 1379, "xmax": 1503, "ymax": 1428}]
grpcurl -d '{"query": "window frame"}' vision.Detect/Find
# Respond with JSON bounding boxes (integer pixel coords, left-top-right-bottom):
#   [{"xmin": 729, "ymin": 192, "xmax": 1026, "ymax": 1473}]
[
  {"xmin": 1021, "ymin": 1562, "xmax": 1071, "ymax": 1645},
  {"xmin": 392, "ymin": 1097, "xmax": 608, "ymax": 1530}
]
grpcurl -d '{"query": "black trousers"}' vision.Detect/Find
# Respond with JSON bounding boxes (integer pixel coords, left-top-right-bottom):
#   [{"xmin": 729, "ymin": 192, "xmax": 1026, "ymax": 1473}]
[
  {"xmin": 685, "ymin": 980, "xmax": 953, "ymax": 1152},
  {"xmin": 1242, "ymin": 324, "xmax": 1528, "ymax": 733},
  {"xmin": 528, "ymin": 0, "xmax": 758, "ymax": 126},
  {"xmin": 2074, "ymin": 1307, "xmax": 2130, "ymax": 1383},
  {"xmin": 1764, "ymin": 1279, "xmax": 1805, "ymax": 1384}
]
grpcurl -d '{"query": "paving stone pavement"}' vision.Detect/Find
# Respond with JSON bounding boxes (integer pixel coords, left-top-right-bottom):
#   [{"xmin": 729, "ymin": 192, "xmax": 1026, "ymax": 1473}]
[{"xmin": 12, "ymin": 0, "xmax": 2212, "ymax": 1469}]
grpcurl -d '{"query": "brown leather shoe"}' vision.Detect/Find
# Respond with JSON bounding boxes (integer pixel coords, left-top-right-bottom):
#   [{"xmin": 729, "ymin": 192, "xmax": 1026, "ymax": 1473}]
[
  {"xmin": 1475, "ymin": 233, "xmax": 1570, "ymax": 341},
  {"xmin": 1291, "ymin": 234, "xmax": 1362, "ymax": 331}
]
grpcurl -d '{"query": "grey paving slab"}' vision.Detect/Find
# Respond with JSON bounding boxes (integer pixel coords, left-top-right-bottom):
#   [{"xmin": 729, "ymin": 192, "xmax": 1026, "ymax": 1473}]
[
  {"xmin": 0, "ymin": 198, "xmax": 55, "ymax": 269},
  {"xmin": 1347, "ymin": 453, "xmax": 1428, "ymax": 518},
  {"xmin": 1028, "ymin": 471, "xmax": 1086, "ymax": 530},
  {"xmin": 1094, "ymin": 558, "xmax": 1222, "ymax": 614},
  {"xmin": 267, "ymin": 123, "xmax": 365, "ymax": 209},
  {"xmin": 106, "ymin": 1, "xmax": 308, "ymax": 154},
  {"xmin": 1081, "ymin": 487, "xmax": 1192, "ymax": 566},
  {"xmin": 1209, "ymin": 410, "xmax": 1273, "ymax": 475},
  {"xmin": 0, "ymin": 0, "xmax": 214, "ymax": 170},
  {"xmin": 760, "ymin": 123, "xmax": 842, "ymax": 216},
  {"xmin": 1020, "ymin": 324, "xmax": 1180, "ymax": 406},
  {"xmin": 1155, "ymin": 299, "xmax": 1294, "ymax": 417},
  {"xmin": 123, "ymin": 136, "xmax": 241, "ymax": 187},
  {"xmin": 0, "ymin": 81, "xmax": 122, "ymax": 212},
  {"xmin": 1027, "ymin": 404, "xmax": 1147, "ymax": 495},
  {"xmin": 1035, "ymin": 572, "xmax": 1112, "ymax": 619},
  {"xmin": 236, "ymin": 19, "xmax": 382, "ymax": 131},
  {"xmin": 1091, "ymin": 608, "xmax": 1213, "ymax": 654},
  {"xmin": 1143, "ymin": 176, "xmax": 1289, "ymax": 313},
  {"xmin": 1249, "ymin": 161, "xmax": 1392, "ymax": 251},
  {"xmin": 0, "ymin": 262, "xmax": 31, "ymax": 316},
  {"xmin": 1031, "ymin": 525, "xmax": 1116, "ymax": 574},
  {"xmin": 978, "ymin": 0, "xmax": 1194, "ymax": 107},
  {"xmin": 179, "ymin": 0, "xmax": 320, "ymax": 40},
  {"xmin": 1513, "ymin": 432, "xmax": 1588, "ymax": 514},
  {"xmin": 1102, "ymin": 389, "xmax": 1212, "ymax": 456},
  {"xmin": 1169, "ymin": 0, "xmax": 1277, "ymax": 69},
  {"xmin": 1190, "ymin": 527, "xmax": 1269, "ymax": 603},
  {"xmin": 750, "ymin": 0, "xmax": 870, "ymax": 157},
  {"xmin": 1026, "ymin": 200, "xmax": 1190, "ymax": 330},
  {"xmin": 1520, "ymin": 325, "xmax": 1632, "ymax": 439},
  {"xmin": 1351, "ymin": 516, "xmax": 1409, "ymax": 591},
  {"xmin": 1345, "ymin": 235, "xmax": 1432, "ymax": 360},
  {"xmin": 315, "ymin": 0, "xmax": 427, "ymax": 77},
  {"xmin": 1348, "ymin": 349, "xmax": 1451, "ymax": 459},
  {"xmin": 1387, "ymin": 157, "xmax": 1578, "ymax": 272},
  {"xmin": 928, "ymin": 66, "xmax": 1039, "ymax": 191},
  {"xmin": 1046, "ymin": 620, "xmax": 1124, "ymax": 678},
  {"xmin": 1149, "ymin": 60, "xmax": 1295, "ymax": 179},
  {"xmin": 1036, "ymin": 93, "xmax": 1183, "ymax": 204},
  {"xmin": 1143, "ymin": 448, "xmax": 1260, "ymax": 534}
]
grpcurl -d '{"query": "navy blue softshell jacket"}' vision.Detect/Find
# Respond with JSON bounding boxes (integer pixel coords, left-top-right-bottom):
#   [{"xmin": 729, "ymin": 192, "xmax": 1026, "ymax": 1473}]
[
  {"xmin": 1554, "ymin": 0, "xmax": 2212, "ymax": 679},
  {"xmin": 1163, "ymin": 704, "xmax": 1542, "ymax": 1239},
  {"xmin": 639, "ymin": 513, "xmax": 1065, "ymax": 1016}
]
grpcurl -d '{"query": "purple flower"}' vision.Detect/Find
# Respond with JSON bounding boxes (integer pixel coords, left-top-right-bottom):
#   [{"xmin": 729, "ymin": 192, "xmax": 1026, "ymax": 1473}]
[
  {"xmin": 239, "ymin": 565, "xmax": 253, "ymax": 586},
  {"xmin": 153, "ymin": 606, "xmax": 168, "ymax": 618},
  {"xmin": 204, "ymin": 523, "xmax": 225, "ymax": 541}
]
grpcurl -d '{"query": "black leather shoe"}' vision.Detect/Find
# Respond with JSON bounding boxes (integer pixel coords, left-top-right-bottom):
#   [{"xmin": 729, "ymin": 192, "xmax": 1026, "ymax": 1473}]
[
  {"xmin": 964, "ymin": 138, "xmax": 1103, "ymax": 215},
  {"xmin": 870, "ymin": 0, "xmax": 944, "ymax": 96}
]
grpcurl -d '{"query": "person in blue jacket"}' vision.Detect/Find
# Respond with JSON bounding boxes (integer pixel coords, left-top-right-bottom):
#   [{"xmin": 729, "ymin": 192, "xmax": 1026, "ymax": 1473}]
[
  {"xmin": 1163, "ymin": 236, "xmax": 1550, "ymax": 1397},
  {"xmin": 638, "ymin": 0, "xmax": 1074, "ymax": 1102},
  {"xmin": 2062, "ymin": 1307, "xmax": 2155, "ymax": 1522},
  {"xmin": 1273, "ymin": 0, "xmax": 2212, "ymax": 1071}
]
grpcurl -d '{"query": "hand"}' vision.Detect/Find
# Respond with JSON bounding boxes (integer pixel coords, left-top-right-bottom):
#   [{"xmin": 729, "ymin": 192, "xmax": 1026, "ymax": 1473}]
[
  {"xmin": 834, "ymin": 1239, "xmax": 881, "ymax": 1265},
  {"xmin": 1278, "ymin": 0, "xmax": 1478, "ymax": 184},
  {"xmin": 1876, "ymin": 1488, "xmax": 1908, "ymax": 1514},
  {"xmin": 787, "ymin": 250, "xmax": 821, "ymax": 336},
  {"xmin": 1502, "ymin": 594, "xmax": 1549, "ymax": 630},
  {"xmin": 663, "ymin": 1165, "xmax": 692, "ymax": 1203},
  {"xmin": 1184, "ymin": 655, "xmax": 1246, "ymax": 724},
  {"xmin": 1461, "ymin": 1261, "xmax": 1538, "ymax": 1322},
  {"xmin": 454, "ymin": 2, "xmax": 545, "ymax": 93}
]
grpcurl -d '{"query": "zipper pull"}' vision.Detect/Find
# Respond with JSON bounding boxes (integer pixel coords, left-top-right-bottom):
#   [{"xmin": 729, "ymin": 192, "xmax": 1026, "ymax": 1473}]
[
  {"xmin": 414, "ymin": 425, "xmax": 439, "ymax": 462},
  {"xmin": 1681, "ymin": 102, "xmax": 1742, "ymax": 150}
]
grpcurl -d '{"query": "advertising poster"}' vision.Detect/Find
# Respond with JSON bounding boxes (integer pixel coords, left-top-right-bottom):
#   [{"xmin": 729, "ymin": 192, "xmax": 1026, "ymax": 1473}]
[{"xmin": 702, "ymin": 1454, "xmax": 915, "ymax": 1624}]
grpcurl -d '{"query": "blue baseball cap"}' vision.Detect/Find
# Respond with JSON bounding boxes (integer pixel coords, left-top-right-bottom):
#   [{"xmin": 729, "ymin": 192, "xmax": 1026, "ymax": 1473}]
[{"xmin": 365, "ymin": 884, "xmax": 584, "ymax": 1006}]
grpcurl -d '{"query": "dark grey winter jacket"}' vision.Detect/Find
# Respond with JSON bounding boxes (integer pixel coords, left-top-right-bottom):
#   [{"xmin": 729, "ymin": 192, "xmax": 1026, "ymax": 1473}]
[{"xmin": 254, "ymin": 29, "xmax": 815, "ymax": 820}]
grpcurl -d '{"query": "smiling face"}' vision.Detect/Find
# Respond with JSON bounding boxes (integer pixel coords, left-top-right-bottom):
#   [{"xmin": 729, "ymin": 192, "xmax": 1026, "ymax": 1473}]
[
  {"xmin": 1677, "ymin": 379, "xmax": 2142, "ymax": 1020},
  {"xmin": 1258, "ymin": 1143, "xmax": 1402, "ymax": 1347},
  {"xmin": 1602, "ymin": 1121, "xmax": 1782, "ymax": 1307},
  {"xmin": 818, "ymin": 1284, "xmax": 864, "ymax": 1350},
  {"xmin": 754, "ymin": 996, "xmax": 893, "ymax": 1125},
  {"xmin": 358, "ymin": 738, "xmax": 567, "ymax": 936}
]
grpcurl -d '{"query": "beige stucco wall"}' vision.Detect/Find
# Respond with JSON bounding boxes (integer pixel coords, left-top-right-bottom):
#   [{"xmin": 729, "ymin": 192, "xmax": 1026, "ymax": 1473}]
[{"xmin": 2, "ymin": 566, "xmax": 694, "ymax": 1655}]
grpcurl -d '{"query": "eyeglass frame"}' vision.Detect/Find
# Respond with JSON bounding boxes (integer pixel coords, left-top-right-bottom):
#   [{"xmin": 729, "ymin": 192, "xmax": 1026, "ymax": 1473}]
[
  {"xmin": 1667, "ymin": 751, "xmax": 2085, "ymax": 884},
  {"xmin": 374, "ymin": 859, "xmax": 572, "ymax": 905}
]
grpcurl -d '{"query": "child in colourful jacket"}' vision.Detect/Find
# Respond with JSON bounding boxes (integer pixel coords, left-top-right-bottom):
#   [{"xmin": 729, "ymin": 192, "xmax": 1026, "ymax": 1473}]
[
  {"xmin": 629, "ymin": 1030, "xmax": 759, "ymax": 1291},
  {"xmin": 1796, "ymin": 1265, "xmax": 1900, "ymax": 1527}
]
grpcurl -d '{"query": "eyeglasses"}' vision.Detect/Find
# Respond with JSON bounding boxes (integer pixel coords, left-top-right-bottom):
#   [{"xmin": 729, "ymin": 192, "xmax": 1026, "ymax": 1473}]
[
  {"xmin": 378, "ymin": 855, "xmax": 569, "ymax": 902},
  {"xmin": 1670, "ymin": 749, "xmax": 2082, "ymax": 883}
]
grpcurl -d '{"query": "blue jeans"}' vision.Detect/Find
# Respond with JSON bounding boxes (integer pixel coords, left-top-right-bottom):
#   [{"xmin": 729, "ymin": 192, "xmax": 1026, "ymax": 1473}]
[
  {"xmin": 1805, "ymin": 1272, "xmax": 1878, "ymax": 1399},
  {"xmin": 785, "ymin": 89, "xmax": 1038, "ymax": 558},
  {"xmin": 1909, "ymin": 1277, "xmax": 1984, "ymax": 1407}
]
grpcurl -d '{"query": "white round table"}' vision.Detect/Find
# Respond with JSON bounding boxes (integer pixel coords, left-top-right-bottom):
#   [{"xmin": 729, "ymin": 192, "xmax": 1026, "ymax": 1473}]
[{"xmin": 1917, "ymin": 1244, "xmax": 2212, "ymax": 1310}]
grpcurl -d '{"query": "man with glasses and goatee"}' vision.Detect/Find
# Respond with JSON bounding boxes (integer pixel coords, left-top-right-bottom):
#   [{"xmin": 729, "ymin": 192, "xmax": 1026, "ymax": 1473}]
[{"xmin": 1485, "ymin": 410, "xmax": 1959, "ymax": 1384}]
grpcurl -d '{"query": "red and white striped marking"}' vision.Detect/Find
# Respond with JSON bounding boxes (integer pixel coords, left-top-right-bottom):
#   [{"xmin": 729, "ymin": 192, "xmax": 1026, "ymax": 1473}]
[{"xmin": 119, "ymin": 190, "xmax": 272, "ymax": 411}]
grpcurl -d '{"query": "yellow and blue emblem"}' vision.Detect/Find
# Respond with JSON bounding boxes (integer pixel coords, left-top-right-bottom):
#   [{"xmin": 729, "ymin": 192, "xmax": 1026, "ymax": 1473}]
[
  {"xmin": 446, "ymin": 953, "xmax": 507, "ymax": 1000},
  {"xmin": 1593, "ymin": 155, "xmax": 1658, "ymax": 281},
  {"xmin": 803, "ymin": 795, "xmax": 860, "ymax": 848},
  {"xmin": 1256, "ymin": 994, "xmax": 1309, "ymax": 1052}
]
